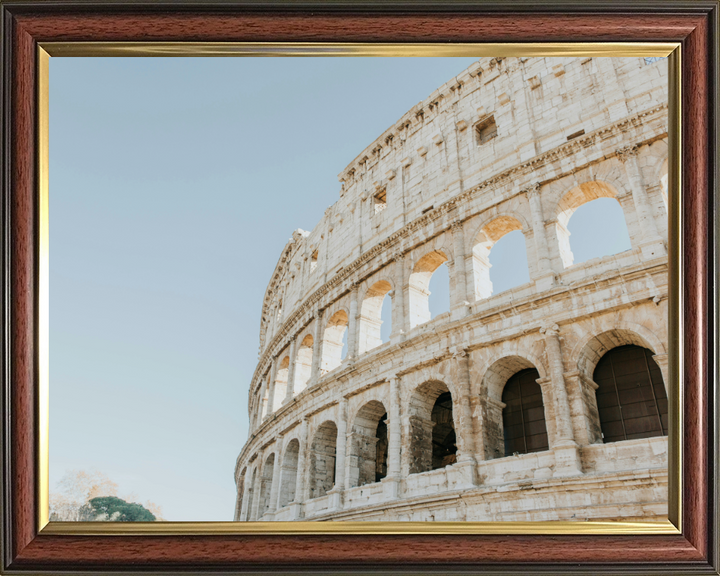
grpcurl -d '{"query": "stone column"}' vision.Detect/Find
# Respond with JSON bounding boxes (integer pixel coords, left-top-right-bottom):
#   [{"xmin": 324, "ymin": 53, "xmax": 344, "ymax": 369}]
[
  {"xmin": 329, "ymin": 398, "xmax": 348, "ymax": 510},
  {"xmin": 347, "ymin": 284, "xmax": 359, "ymax": 359},
  {"xmin": 290, "ymin": 418, "xmax": 309, "ymax": 520},
  {"xmin": 237, "ymin": 470, "xmax": 251, "ymax": 521},
  {"xmin": 268, "ymin": 439, "xmax": 283, "ymax": 514},
  {"xmin": 652, "ymin": 353, "xmax": 670, "ymax": 395},
  {"xmin": 617, "ymin": 145, "xmax": 666, "ymax": 259},
  {"xmin": 540, "ymin": 323, "xmax": 582, "ymax": 476},
  {"xmin": 452, "ymin": 349, "xmax": 478, "ymax": 487},
  {"xmin": 249, "ymin": 459, "xmax": 264, "ymax": 521},
  {"xmin": 524, "ymin": 183, "xmax": 556, "ymax": 290},
  {"xmin": 265, "ymin": 359, "xmax": 279, "ymax": 418},
  {"xmin": 383, "ymin": 375, "xmax": 402, "ymax": 499},
  {"xmin": 257, "ymin": 377, "xmax": 267, "ymax": 425},
  {"xmin": 391, "ymin": 254, "xmax": 407, "ymax": 340},
  {"xmin": 451, "ymin": 220, "xmax": 470, "ymax": 319},
  {"xmin": 310, "ymin": 309, "xmax": 324, "ymax": 384},
  {"xmin": 284, "ymin": 337, "xmax": 297, "ymax": 403}
]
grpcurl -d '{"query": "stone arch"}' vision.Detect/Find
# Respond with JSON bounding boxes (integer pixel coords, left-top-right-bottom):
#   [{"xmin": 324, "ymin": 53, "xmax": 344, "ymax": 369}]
[
  {"xmin": 272, "ymin": 356, "xmax": 290, "ymax": 412},
  {"xmin": 408, "ymin": 250, "xmax": 449, "ymax": 328},
  {"xmin": 571, "ymin": 325, "xmax": 665, "ymax": 378},
  {"xmin": 478, "ymin": 355, "xmax": 549, "ymax": 460},
  {"xmin": 568, "ymin": 325, "xmax": 667, "ymax": 446},
  {"xmin": 308, "ymin": 420, "xmax": 338, "ymax": 499},
  {"xmin": 347, "ymin": 400, "xmax": 388, "ymax": 487},
  {"xmin": 554, "ymin": 180, "xmax": 627, "ymax": 268},
  {"xmin": 407, "ymin": 380, "xmax": 457, "ymax": 474},
  {"xmin": 470, "ymin": 214, "xmax": 526, "ymax": 300},
  {"xmin": 278, "ymin": 438, "xmax": 300, "ymax": 508},
  {"xmin": 234, "ymin": 466, "xmax": 247, "ymax": 521},
  {"xmin": 321, "ymin": 309, "xmax": 349, "ymax": 375},
  {"xmin": 593, "ymin": 344, "xmax": 668, "ymax": 443},
  {"xmin": 258, "ymin": 453, "xmax": 276, "ymax": 518},
  {"xmin": 293, "ymin": 333, "xmax": 314, "ymax": 393},
  {"xmin": 358, "ymin": 279, "xmax": 393, "ymax": 355}
]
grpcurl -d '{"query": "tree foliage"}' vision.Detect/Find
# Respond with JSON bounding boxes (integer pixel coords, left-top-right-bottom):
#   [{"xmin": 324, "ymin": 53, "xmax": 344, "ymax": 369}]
[
  {"xmin": 84, "ymin": 496, "xmax": 156, "ymax": 522},
  {"xmin": 49, "ymin": 469, "xmax": 163, "ymax": 521}
]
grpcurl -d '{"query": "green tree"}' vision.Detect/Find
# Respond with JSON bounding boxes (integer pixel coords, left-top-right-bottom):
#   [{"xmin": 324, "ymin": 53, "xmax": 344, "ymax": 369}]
[{"xmin": 86, "ymin": 496, "xmax": 156, "ymax": 522}]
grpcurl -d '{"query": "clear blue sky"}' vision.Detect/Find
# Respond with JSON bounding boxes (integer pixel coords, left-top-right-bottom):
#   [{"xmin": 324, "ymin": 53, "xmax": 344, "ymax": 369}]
[{"xmin": 49, "ymin": 57, "xmax": 631, "ymax": 521}]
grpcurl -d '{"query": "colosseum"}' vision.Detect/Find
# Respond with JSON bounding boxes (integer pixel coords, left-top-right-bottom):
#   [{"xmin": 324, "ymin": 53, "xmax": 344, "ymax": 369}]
[{"xmin": 234, "ymin": 56, "xmax": 670, "ymax": 523}]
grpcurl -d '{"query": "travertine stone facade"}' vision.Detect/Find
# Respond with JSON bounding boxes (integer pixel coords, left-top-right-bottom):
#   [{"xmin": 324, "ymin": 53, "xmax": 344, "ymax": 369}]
[{"xmin": 234, "ymin": 57, "xmax": 669, "ymax": 522}]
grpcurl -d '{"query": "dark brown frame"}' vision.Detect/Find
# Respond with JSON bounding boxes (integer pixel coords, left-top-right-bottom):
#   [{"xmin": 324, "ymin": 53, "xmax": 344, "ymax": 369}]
[{"xmin": 1, "ymin": 1, "xmax": 717, "ymax": 573}]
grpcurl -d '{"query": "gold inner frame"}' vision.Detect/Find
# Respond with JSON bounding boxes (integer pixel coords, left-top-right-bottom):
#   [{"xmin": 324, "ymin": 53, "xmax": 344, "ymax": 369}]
[{"xmin": 37, "ymin": 42, "xmax": 682, "ymax": 535}]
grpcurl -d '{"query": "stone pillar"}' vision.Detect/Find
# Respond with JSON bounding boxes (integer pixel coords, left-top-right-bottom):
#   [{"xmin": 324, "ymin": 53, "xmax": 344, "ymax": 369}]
[
  {"xmin": 310, "ymin": 309, "xmax": 324, "ymax": 384},
  {"xmin": 524, "ymin": 183, "xmax": 556, "ymax": 290},
  {"xmin": 329, "ymin": 398, "xmax": 348, "ymax": 510},
  {"xmin": 249, "ymin": 459, "xmax": 263, "ymax": 521},
  {"xmin": 540, "ymin": 323, "xmax": 582, "ymax": 476},
  {"xmin": 347, "ymin": 284, "xmax": 359, "ymax": 359},
  {"xmin": 290, "ymin": 418, "xmax": 309, "ymax": 520},
  {"xmin": 450, "ymin": 220, "xmax": 470, "ymax": 319},
  {"xmin": 617, "ymin": 145, "xmax": 666, "ymax": 259},
  {"xmin": 383, "ymin": 375, "xmax": 402, "ymax": 499},
  {"xmin": 268, "ymin": 442, "xmax": 282, "ymax": 515},
  {"xmin": 452, "ymin": 349, "xmax": 478, "ymax": 487},
  {"xmin": 652, "ymin": 353, "xmax": 670, "ymax": 395},
  {"xmin": 284, "ymin": 337, "xmax": 297, "ymax": 403},
  {"xmin": 238, "ymin": 470, "xmax": 251, "ymax": 521},
  {"xmin": 265, "ymin": 359, "xmax": 278, "ymax": 419},
  {"xmin": 562, "ymin": 370, "xmax": 602, "ymax": 446},
  {"xmin": 391, "ymin": 254, "xmax": 407, "ymax": 340}
]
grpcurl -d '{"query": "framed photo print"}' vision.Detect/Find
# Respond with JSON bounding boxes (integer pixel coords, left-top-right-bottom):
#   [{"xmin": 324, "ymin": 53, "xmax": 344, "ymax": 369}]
[{"xmin": 1, "ymin": 1, "xmax": 717, "ymax": 574}]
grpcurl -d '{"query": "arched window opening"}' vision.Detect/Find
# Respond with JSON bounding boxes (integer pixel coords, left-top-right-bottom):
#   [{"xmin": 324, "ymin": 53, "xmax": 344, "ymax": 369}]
[
  {"xmin": 555, "ymin": 181, "xmax": 629, "ymax": 268},
  {"xmin": 567, "ymin": 198, "xmax": 632, "ymax": 265},
  {"xmin": 489, "ymin": 229, "xmax": 530, "ymax": 295},
  {"xmin": 258, "ymin": 453, "xmax": 275, "ymax": 518},
  {"xmin": 431, "ymin": 392, "xmax": 457, "ymax": 469},
  {"xmin": 309, "ymin": 421, "xmax": 338, "ymax": 499},
  {"xmin": 594, "ymin": 345, "xmax": 667, "ymax": 443},
  {"xmin": 272, "ymin": 357, "xmax": 290, "ymax": 412},
  {"xmin": 409, "ymin": 250, "xmax": 449, "ymax": 329},
  {"xmin": 428, "ymin": 263, "xmax": 450, "ymax": 319},
  {"xmin": 259, "ymin": 379, "xmax": 269, "ymax": 421},
  {"xmin": 358, "ymin": 280, "xmax": 392, "ymax": 355},
  {"xmin": 408, "ymin": 381, "xmax": 455, "ymax": 474},
  {"xmin": 380, "ymin": 293, "xmax": 392, "ymax": 343},
  {"xmin": 278, "ymin": 439, "xmax": 299, "ymax": 508},
  {"xmin": 246, "ymin": 468, "xmax": 257, "ymax": 520},
  {"xmin": 293, "ymin": 334, "xmax": 313, "ymax": 393},
  {"xmin": 501, "ymin": 368, "xmax": 548, "ymax": 456},
  {"xmin": 320, "ymin": 310, "xmax": 348, "ymax": 375},
  {"xmin": 472, "ymin": 216, "xmax": 524, "ymax": 300},
  {"xmin": 659, "ymin": 159, "xmax": 669, "ymax": 212},
  {"xmin": 348, "ymin": 401, "xmax": 388, "ymax": 487}
]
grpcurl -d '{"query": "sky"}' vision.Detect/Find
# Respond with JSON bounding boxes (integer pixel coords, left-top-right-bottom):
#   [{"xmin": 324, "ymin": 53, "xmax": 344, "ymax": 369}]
[{"xmin": 49, "ymin": 56, "xmax": 632, "ymax": 522}]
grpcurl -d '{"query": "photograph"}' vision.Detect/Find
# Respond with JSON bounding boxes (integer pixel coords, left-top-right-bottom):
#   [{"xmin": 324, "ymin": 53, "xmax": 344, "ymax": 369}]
[
  {"xmin": 2, "ymin": 3, "xmax": 717, "ymax": 573},
  {"xmin": 48, "ymin": 55, "xmax": 670, "ymax": 524}
]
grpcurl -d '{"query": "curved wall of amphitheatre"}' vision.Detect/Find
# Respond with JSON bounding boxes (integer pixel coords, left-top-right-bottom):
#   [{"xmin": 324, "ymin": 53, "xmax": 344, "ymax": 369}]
[{"xmin": 234, "ymin": 56, "xmax": 670, "ymax": 522}]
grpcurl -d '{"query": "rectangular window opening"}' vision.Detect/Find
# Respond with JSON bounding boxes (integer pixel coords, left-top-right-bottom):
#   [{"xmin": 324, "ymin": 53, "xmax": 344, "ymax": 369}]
[
  {"xmin": 310, "ymin": 249, "xmax": 318, "ymax": 272},
  {"xmin": 474, "ymin": 115, "xmax": 498, "ymax": 146},
  {"xmin": 373, "ymin": 188, "xmax": 387, "ymax": 214},
  {"xmin": 566, "ymin": 129, "xmax": 585, "ymax": 141}
]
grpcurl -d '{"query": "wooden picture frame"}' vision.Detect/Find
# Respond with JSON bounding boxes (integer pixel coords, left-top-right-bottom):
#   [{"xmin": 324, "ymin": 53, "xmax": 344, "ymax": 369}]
[{"xmin": 1, "ymin": 1, "xmax": 717, "ymax": 573}]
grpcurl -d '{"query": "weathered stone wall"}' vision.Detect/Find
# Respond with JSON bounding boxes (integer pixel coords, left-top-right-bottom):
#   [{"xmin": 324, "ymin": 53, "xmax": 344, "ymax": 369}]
[{"xmin": 234, "ymin": 56, "xmax": 670, "ymax": 522}]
